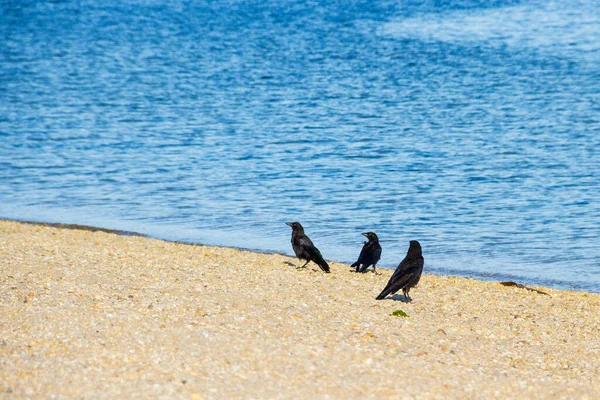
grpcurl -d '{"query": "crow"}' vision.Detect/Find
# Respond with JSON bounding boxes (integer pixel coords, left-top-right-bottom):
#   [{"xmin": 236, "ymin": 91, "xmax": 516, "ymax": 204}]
[
  {"xmin": 351, "ymin": 232, "xmax": 382, "ymax": 274},
  {"xmin": 376, "ymin": 240, "xmax": 423, "ymax": 302},
  {"xmin": 285, "ymin": 222, "xmax": 330, "ymax": 273}
]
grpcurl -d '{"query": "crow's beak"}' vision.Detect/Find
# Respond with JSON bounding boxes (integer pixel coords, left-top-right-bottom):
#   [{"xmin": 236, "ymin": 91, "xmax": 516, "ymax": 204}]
[
  {"xmin": 285, "ymin": 222, "xmax": 293, "ymax": 227},
  {"xmin": 361, "ymin": 232, "xmax": 369, "ymax": 237}
]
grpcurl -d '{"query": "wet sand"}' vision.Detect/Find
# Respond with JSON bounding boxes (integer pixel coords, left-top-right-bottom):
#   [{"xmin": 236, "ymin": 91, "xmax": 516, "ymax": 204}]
[{"xmin": 1, "ymin": 220, "xmax": 599, "ymax": 398}]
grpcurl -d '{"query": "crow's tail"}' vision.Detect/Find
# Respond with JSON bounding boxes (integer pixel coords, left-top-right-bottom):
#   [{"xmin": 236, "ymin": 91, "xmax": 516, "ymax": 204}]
[
  {"xmin": 317, "ymin": 258, "xmax": 330, "ymax": 273},
  {"xmin": 375, "ymin": 285, "xmax": 392, "ymax": 300}
]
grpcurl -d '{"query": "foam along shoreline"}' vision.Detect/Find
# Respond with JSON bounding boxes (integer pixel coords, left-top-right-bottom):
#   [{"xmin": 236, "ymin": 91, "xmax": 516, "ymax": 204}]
[{"xmin": 1, "ymin": 220, "xmax": 599, "ymax": 398}]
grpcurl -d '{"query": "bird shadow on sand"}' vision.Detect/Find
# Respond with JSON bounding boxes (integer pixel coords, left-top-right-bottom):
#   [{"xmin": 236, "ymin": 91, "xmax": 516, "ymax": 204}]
[
  {"xmin": 283, "ymin": 262, "xmax": 319, "ymax": 273},
  {"xmin": 390, "ymin": 294, "xmax": 411, "ymax": 303}
]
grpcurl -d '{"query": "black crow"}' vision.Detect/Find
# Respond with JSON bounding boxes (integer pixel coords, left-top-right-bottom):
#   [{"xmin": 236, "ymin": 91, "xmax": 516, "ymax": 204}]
[
  {"xmin": 376, "ymin": 240, "xmax": 423, "ymax": 302},
  {"xmin": 285, "ymin": 222, "xmax": 330, "ymax": 273},
  {"xmin": 351, "ymin": 232, "xmax": 382, "ymax": 274}
]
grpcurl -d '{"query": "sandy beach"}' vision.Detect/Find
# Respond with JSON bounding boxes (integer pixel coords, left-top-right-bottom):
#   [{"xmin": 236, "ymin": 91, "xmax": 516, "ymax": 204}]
[{"xmin": 1, "ymin": 219, "xmax": 599, "ymax": 399}]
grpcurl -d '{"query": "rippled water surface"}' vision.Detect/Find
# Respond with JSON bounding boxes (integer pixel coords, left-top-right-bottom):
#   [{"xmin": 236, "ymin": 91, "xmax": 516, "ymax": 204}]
[{"xmin": 1, "ymin": 0, "xmax": 599, "ymax": 291}]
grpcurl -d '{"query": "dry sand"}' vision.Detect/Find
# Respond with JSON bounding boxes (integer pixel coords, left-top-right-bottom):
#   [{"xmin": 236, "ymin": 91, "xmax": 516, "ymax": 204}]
[{"xmin": 1, "ymin": 220, "xmax": 599, "ymax": 399}]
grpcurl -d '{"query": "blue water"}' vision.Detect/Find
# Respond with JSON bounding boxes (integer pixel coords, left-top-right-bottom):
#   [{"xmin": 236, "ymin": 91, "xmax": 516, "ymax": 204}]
[{"xmin": 1, "ymin": 0, "xmax": 599, "ymax": 292}]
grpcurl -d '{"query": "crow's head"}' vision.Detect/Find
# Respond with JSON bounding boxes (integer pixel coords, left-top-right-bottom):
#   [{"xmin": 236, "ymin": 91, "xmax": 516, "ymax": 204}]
[
  {"xmin": 285, "ymin": 222, "xmax": 304, "ymax": 231},
  {"xmin": 408, "ymin": 240, "xmax": 422, "ymax": 256},
  {"xmin": 361, "ymin": 232, "xmax": 379, "ymax": 242}
]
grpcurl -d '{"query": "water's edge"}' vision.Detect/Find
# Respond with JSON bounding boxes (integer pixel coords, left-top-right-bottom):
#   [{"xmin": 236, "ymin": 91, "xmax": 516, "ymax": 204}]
[
  {"xmin": 4, "ymin": 218, "xmax": 296, "ymax": 259},
  {"xmin": 5, "ymin": 218, "xmax": 586, "ymax": 294}
]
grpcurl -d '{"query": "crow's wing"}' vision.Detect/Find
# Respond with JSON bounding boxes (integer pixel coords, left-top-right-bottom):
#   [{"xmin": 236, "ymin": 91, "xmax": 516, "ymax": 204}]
[
  {"xmin": 296, "ymin": 234, "xmax": 315, "ymax": 250},
  {"xmin": 292, "ymin": 234, "xmax": 314, "ymax": 258},
  {"xmin": 370, "ymin": 244, "xmax": 382, "ymax": 264},
  {"xmin": 352, "ymin": 242, "xmax": 370, "ymax": 267},
  {"xmin": 376, "ymin": 268, "xmax": 419, "ymax": 300},
  {"xmin": 305, "ymin": 243, "xmax": 330, "ymax": 272}
]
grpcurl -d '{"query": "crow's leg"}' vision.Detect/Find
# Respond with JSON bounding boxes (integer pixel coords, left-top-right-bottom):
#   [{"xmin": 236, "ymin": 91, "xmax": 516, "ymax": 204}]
[
  {"xmin": 296, "ymin": 260, "xmax": 310, "ymax": 269},
  {"xmin": 371, "ymin": 264, "xmax": 381, "ymax": 275}
]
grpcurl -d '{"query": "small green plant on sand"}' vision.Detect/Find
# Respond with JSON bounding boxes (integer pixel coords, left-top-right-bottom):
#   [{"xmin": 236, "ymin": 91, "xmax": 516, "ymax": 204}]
[{"xmin": 391, "ymin": 309, "xmax": 409, "ymax": 317}]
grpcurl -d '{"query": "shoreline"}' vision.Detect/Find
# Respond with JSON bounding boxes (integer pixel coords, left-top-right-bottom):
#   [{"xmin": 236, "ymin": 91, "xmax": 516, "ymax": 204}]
[
  {"xmin": 3, "ymin": 218, "xmax": 593, "ymax": 295},
  {"xmin": 4, "ymin": 217, "xmax": 294, "ymax": 260},
  {"xmin": 1, "ymin": 219, "xmax": 600, "ymax": 398}
]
